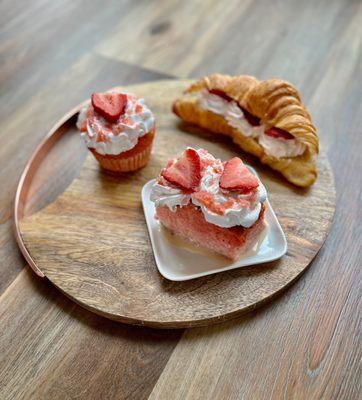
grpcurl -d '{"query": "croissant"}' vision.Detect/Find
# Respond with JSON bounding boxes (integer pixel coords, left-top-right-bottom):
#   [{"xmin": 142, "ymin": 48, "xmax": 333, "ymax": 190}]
[{"xmin": 172, "ymin": 74, "xmax": 318, "ymax": 187}]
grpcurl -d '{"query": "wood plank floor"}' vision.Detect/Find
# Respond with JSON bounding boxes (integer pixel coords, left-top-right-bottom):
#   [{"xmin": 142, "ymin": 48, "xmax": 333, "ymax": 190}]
[{"xmin": 0, "ymin": 0, "xmax": 361, "ymax": 399}]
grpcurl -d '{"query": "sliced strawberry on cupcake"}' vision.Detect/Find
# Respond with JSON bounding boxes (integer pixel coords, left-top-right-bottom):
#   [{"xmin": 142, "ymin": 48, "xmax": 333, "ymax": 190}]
[
  {"xmin": 219, "ymin": 157, "xmax": 259, "ymax": 193},
  {"xmin": 91, "ymin": 92, "xmax": 127, "ymax": 123},
  {"xmin": 161, "ymin": 148, "xmax": 201, "ymax": 191}
]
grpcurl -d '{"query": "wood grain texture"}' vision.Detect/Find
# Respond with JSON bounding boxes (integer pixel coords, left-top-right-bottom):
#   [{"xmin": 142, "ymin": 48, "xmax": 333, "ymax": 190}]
[
  {"xmin": 0, "ymin": 268, "xmax": 182, "ymax": 400},
  {"xmin": 19, "ymin": 80, "xmax": 335, "ymax": 328},
  {"xmin": 1, "ymin": 0, "xmax": 361, "ymax": 398}
]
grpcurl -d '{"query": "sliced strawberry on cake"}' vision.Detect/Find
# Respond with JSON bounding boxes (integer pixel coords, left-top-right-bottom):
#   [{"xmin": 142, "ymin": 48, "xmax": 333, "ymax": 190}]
[
  {"xmin": 161, "ymin": 148, "xmax": 201, "ymax": 191},
  {"xmin": 150, "ymin": 148, "xmax": 267, "ymax": 260},
  {"xmin": 219, "ymin": 157, "xmax": 259, "ymax": 192}
]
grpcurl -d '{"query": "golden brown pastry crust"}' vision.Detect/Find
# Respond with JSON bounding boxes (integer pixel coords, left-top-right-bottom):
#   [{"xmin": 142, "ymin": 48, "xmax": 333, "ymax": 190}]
[{"xmin": 173, "ymin": 74, "xmax": 318, "ymax": 187}]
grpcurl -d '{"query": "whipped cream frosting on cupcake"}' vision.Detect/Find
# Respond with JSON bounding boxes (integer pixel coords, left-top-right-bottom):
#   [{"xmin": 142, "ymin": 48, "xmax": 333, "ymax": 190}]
[
  {"xmin": 150, "ymin": 148, "xmax": 267, "ymax": 228},
  {"xmin": 77, "ymin": 92, "xmax": 155, "ymax": 156},
  {"xmin": 197, "ymin": 89, "xmax": 306, "ymax": 158}
]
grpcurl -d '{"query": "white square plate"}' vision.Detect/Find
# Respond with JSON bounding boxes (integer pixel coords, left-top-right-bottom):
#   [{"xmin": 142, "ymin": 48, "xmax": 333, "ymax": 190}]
[{"xmin": 142, "ymin": 171, "xmax": 287, "ymax": 281}]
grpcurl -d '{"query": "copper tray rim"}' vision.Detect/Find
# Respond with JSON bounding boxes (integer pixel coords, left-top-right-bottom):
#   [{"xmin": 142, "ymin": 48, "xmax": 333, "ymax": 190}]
[{"xmin": 13, "ymin": 102, "xmax": 88, "ymax": 277}]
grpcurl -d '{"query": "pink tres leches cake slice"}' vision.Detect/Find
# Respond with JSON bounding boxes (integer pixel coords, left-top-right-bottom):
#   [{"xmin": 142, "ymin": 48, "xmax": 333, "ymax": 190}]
[{"xmin": 150, "ymin": 148, "xmax": 267, "ymax": 260}]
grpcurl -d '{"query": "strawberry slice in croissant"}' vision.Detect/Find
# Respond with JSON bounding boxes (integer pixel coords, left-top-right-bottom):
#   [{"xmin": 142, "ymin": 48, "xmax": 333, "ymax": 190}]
[{"xmin": 172, "ymin": 74, "xmax": 319, "ymax": 187}]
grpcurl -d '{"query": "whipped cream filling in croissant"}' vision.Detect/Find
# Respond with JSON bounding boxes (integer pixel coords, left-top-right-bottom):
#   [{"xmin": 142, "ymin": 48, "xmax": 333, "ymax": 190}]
[
  {"xmin": 173, "ymin": 74, "xmax": 319, "ymax": 187},
  {"xmin": 197, "ymin": 89, "xmax": 306, "ymax": 158}
]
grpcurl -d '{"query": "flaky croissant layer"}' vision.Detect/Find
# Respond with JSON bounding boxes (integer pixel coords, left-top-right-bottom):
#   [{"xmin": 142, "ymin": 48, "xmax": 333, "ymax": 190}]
[{"xmin": 173, "ymin": 74, "xmax": 318, "ymax": 187}]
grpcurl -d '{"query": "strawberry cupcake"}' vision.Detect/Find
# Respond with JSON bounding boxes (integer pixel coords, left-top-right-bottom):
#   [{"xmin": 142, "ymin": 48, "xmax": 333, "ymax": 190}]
[
  {"xmin": 77, "ymin": 91, "xmax": 155, "ymax": 172},
  {"xmin": 150, "ymin": 148, "xmax": 267, "ymax": 260}
]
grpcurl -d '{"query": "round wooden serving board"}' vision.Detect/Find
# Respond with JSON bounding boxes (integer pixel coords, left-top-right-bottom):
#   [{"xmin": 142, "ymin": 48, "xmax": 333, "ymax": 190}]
[{"xmin": 16, "ymin": 80, "xmax": 335, "ymax": 328}]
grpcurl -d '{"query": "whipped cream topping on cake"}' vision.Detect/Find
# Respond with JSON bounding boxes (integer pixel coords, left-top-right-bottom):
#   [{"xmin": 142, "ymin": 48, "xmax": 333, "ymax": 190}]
[
  {"xmin": 77, "ymin": 92, "xmax": 154, "ymax": 155},
  {"xmin": 150, "ymin": 148, "xmax": 267, "ymax": 228},
  {"xmin": 150, "ymin": 182, "xmax": 191, "ymax": 210},
  {"xmin": 197, "ymin": 89, "xmax": 306, "ymax": 158}
]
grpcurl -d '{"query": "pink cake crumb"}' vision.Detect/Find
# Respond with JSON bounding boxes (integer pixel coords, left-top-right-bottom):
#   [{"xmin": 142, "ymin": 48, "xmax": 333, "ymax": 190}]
[{"xmin": 156, "ymin": 204, "xmax": 266, "ymax": 260}]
